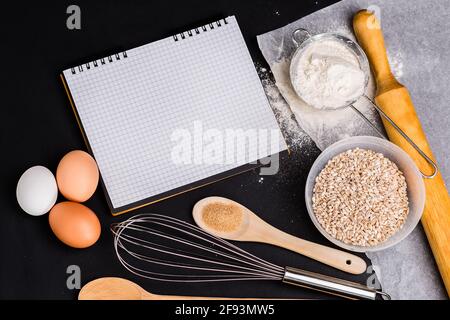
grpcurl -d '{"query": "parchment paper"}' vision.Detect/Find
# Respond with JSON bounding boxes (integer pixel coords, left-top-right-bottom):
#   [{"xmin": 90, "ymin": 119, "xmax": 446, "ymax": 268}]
[{"xmin": 258, "ymin": 0, "xmax": 449, "ymax": 299}]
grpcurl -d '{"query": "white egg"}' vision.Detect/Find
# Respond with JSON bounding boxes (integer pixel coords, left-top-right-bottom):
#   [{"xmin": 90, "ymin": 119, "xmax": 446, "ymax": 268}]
[{"xmin": 16, "ymin": 166, "xmax": 58, "ymax": 216}]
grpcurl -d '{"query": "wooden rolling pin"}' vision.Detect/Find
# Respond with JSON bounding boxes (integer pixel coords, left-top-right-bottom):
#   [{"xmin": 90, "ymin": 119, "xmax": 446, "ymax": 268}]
[{"xmin": 353, "ymin": 10, "xmax": 450, "ymax": 296}]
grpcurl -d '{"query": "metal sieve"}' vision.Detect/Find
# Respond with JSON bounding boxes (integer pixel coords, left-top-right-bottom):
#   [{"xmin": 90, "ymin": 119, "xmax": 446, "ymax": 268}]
[{"xmin": 289, "ymin": 29, "xmax": 437, "ymax": 179}]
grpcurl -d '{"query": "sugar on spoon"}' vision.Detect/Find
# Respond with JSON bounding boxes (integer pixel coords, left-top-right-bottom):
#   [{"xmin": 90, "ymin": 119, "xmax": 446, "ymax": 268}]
[{"xmin": 193, "ymin": 197, "xmax": 367, "ymax": 274}]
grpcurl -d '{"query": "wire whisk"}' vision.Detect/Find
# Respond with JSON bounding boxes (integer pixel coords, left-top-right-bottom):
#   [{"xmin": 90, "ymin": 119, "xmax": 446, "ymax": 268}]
[{"xmin": 112, "ymin": 214, "xmax": 390, "ymax": 300}]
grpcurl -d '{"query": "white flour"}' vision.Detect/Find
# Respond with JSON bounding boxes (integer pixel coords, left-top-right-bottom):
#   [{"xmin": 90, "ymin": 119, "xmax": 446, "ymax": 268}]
[{"xmin": 291, "ymin": 40, "xmax": 366, "ymax": 110}]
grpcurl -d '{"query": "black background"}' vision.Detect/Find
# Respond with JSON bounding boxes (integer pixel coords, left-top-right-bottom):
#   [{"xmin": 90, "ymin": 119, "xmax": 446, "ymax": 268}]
[{"xmin": 0, "ymin": 0, "xmax": 375, "ymax": 299}]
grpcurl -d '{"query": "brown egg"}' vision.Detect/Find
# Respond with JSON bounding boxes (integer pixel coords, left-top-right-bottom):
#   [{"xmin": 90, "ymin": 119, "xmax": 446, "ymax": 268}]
[
  {"xmin": 49, "ymin": 202, "xmax": 101, "ymax": 248},
  {"xmin": 57, "ymin": 150, "xmax": 99, "ymax": 202}
]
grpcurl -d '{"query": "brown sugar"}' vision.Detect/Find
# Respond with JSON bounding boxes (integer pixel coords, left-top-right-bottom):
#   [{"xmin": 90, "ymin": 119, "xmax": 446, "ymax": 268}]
[{"xmin": 202, "ymin": 203, "xmax": 243, "ymax": 232}]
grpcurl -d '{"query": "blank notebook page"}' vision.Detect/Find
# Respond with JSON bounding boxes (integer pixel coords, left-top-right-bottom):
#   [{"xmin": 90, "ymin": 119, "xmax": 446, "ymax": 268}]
[{"xmin": 62, "ymin": 16, "xmax": 287, "ymax": 213}]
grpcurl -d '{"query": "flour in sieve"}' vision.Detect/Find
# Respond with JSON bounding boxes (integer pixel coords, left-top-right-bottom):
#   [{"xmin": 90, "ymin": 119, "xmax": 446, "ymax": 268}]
[{"xmin": 291, "ymin": 39, "xmax": 366, "ymax": 110}]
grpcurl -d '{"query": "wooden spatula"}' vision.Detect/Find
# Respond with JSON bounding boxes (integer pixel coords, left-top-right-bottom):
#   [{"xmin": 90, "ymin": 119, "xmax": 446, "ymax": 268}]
[
  {"xmin": 78, "ymin": 277, "xmax": 293, "ymax": 300},
  {"xmin": 353, "ymin": 10, "xmax": 450, "ymax": 296}
]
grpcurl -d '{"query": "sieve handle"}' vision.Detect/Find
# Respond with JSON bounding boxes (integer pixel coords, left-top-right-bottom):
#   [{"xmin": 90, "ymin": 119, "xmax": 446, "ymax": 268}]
[
  {"xmin": 351, "ymin": 96, "xmax": 438, "ymax": 179},
  {"xmin": 283, "ymin": 267, "xmax": 390, "ymax": 300}
]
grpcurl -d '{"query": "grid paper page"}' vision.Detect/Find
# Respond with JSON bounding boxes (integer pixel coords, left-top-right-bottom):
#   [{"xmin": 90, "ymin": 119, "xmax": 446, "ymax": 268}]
[{"xmin": 63, "ymin": 16, "xmax": 287, "ymax": 210}]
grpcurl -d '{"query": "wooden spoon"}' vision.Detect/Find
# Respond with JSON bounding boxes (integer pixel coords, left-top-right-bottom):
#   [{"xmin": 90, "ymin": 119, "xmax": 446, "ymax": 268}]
[
  {"xmin": 193, "ymin": 197, "xmax": 367, "ymax": 274},
  {"xmin": 78, "ymin": 277, "xmax": 291, "ymax": 300}
]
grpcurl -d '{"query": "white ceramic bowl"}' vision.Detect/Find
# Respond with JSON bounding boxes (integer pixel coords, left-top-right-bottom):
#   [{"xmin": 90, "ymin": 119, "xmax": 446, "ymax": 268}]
[{"xmin": 305, "ymin": 136, "xmax": 425, "ymax": 252}]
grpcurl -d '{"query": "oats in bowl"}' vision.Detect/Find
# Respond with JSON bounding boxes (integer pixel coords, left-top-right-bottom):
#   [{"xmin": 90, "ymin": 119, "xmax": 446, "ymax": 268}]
[{"xmin": 312, "ymin": 148, "xmax": 409, "ymax": 247}]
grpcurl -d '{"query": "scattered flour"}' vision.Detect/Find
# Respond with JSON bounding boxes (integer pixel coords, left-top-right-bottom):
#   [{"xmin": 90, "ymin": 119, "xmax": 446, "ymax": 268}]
[
  {"xmin": 256, "ymin": 62, "xmax": 311, "ymax": 152},
  {"xmin": 254, "ymin": 63, "xmax": 318, "ymax": 187},
  {"xmin": 388, "ymin": 51, "xmax": 404, "ymax": 79}
]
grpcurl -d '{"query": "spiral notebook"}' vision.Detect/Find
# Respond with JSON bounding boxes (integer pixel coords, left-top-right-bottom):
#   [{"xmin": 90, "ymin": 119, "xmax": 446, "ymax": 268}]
[{"xmin": 61, "ymin": 16, "xmax": 287, "ymax": 215}]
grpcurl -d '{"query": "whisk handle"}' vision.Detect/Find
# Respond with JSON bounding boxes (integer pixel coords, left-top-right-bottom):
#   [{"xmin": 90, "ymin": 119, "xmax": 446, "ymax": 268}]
[{"xmin": 283, "ymin": 267, "xmax": 390, "ymax": 300}]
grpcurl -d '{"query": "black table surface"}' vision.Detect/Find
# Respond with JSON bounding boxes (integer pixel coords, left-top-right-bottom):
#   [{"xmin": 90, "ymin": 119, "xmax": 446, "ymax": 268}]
[{"xmin": 0, "ymin": 0, "xmax": 374, "ymax": 299}]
